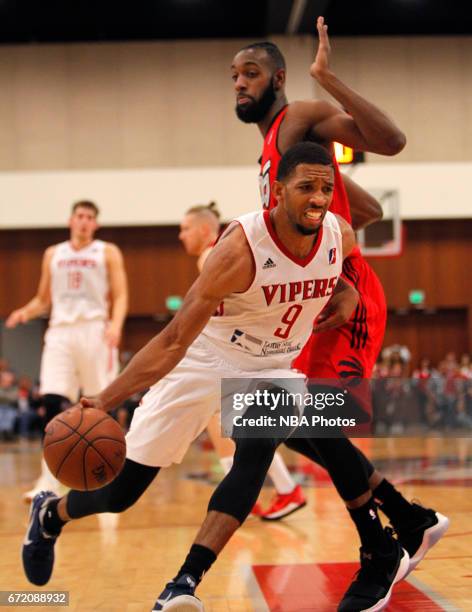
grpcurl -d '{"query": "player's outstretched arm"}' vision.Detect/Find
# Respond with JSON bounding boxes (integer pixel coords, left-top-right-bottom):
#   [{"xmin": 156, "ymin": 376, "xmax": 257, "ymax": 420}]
[
  {"xmin": 342, "ymin": 173, "xmax": 383, "ymax": 230},
  {"xmin": 297, "ymin": 16, "xmax": 406, "ymax": 156},
  {"xmin": 5, "ymin": 246, "xmax": 54, "ymax": 328},
  {"xmin": 82, "ymin": 224, "xmax": 255, "ymax": 413}
]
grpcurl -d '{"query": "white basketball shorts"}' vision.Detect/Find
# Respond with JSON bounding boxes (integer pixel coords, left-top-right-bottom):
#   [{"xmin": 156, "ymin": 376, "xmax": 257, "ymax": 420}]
[
  {"xmin": 40, "ymin": 320, "xmax": 118, "ymax": 402},
  {"xmin": 125, "ymin": 335, "xmax": 306, "ymax": 468}
]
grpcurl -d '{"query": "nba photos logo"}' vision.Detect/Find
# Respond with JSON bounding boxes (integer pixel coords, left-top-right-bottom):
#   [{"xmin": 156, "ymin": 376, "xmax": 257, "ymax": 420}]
[{"xmin": 328, "ymin": 248, "xmax": 337, "ymax": 264}]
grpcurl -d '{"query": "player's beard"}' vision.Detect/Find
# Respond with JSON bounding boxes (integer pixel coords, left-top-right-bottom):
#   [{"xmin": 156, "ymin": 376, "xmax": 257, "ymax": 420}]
[{"xmin": 235, "ymin": 80, "xmax": 277, "ymax": 124}]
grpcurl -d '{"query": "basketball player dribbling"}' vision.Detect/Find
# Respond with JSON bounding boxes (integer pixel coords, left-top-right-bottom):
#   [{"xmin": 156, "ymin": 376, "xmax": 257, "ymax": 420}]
[
  {"xmin": 22, "ymin": 143, "xmax": 366, "ymax": 610},
  {"xmin": 180, "ymin": 202, "xmax": 306, "ymax": 519},
  {"xmin": 228, "ymin": 15, "xmax": 449, "ymax": 609},
  {"xmin": 6, "ymin": 201, "xmax": 128, "ymax": 501}
]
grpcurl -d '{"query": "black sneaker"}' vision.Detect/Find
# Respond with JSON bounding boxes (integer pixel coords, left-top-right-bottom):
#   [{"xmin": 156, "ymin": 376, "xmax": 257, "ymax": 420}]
[
  {"xmin": 338, "ymin": 530, "xmax": 410, "ymax": 611},
  {"xmin": 152, "ymin": 574, "xmax": 203, "ymax": 611},
  {"xmin": 394, "ymin": 503, "xmax": 449, "ymax": 574},
  {"xmin": 22, "ymin": 491, "xmax": 60, "ymax": 586}
]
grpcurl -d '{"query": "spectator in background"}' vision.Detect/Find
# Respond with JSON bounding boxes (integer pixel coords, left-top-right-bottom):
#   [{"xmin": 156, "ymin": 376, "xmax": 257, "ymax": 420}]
[
  {"xmin": 0, "ymin": 370, "xmax": 18, "ymax": 440},
  {"xmin": 373, "ymin": 349, "xmax": 472, "ymax": 432},
  {"xmin": 412, "ymin": 358, "xmax": 440, "ymax": 427},
  {"xmin": 459, "ymin": 353, "xmax": 472, "ymax": 379},
  {"xmin": 374, "ymin": 363, "xmax": 410, "ymax": 434},
  {"xmin": 381, "ymin": 344, "xmax": 411, "ymax": 375},
  {"xmin": 16, "ymin": 376, "xmax": 42, "ymax": 439}
]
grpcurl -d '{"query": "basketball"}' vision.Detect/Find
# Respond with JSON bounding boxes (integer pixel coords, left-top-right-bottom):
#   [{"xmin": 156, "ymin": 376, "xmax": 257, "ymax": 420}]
[{"xmin": 43, "ymin": 407, "xmax": 126, "ymax": 491}]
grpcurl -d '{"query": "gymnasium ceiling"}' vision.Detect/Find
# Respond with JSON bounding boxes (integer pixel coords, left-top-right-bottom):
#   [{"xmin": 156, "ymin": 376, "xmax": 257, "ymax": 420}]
[{"xmin": 0, "ymin": 0, "xmax": 471, "ymax": 44}]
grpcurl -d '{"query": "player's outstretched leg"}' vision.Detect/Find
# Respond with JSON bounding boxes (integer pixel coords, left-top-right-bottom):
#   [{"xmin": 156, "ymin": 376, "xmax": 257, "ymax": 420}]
[
  {"xmin": 22, "ymin": 459, "xmax": 159, "ymax": 586},
  {"xmin": 153, "ymin": 437, "xmax": 279, "ymax": 611},
  {"xmin": 287, "ymin": 436, "xmax": 410, "ymax": 611},
  {"xmin": 285, "ymin": 436, "xmax": 449, "ymax": 573}
]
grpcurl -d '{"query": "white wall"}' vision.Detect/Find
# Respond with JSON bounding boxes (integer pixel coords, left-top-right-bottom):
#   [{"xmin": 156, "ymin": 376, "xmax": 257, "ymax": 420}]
[
  {"xmin": 1, "ymin": 34, "xmax": 472, "ymax": 227},
  {"xmin": 0, "ymin": 35, "xmax": 472, "ymax": 172},
  {"xmin": 1, "ymin": 162, "xmax": 471, "ymax": 228}
]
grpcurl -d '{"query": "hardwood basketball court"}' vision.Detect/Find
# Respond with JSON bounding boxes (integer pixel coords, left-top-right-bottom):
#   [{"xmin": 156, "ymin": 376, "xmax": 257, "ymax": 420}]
[{"xmin": 1, "ymin": 436, "xmax": 470, "ymax": 611}]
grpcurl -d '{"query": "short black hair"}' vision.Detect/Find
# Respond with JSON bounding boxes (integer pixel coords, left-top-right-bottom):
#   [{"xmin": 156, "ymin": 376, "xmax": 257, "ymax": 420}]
[
  {"xmin": 238, "ymin": 41, "xmax": 286, "ymax": 72},
  {"xmin": 277, "ymin": 142, "xmax": 333, "ymax": 181}
]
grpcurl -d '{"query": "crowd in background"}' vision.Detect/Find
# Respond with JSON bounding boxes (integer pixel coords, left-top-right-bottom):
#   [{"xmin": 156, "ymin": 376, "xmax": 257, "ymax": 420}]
[
  {"xmin": 373, "ymin": 347, "xmax": 472, "ymax": 433},
  {"xmin": 1, "ymin": 349, "xmax": 472, "ymax": 440},
  {"xmin": 0, "ymin": 359, "xmax": 42, "ymax": 440},
  {"xmin": 0, "ymin": 354, "xmax": 143, "ymax": 440}
]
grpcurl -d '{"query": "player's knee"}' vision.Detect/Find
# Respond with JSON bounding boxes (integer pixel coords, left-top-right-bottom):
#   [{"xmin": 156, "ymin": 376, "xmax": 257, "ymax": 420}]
[{"xmin": 234, "ymin": 437, "xmax": 278, "ymax": 470}]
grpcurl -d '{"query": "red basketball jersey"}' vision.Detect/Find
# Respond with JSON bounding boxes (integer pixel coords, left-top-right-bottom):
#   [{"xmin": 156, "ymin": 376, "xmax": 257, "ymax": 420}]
[{"xmin": 259, "ymin": 105, "xmax": 352, "ymax": 226}]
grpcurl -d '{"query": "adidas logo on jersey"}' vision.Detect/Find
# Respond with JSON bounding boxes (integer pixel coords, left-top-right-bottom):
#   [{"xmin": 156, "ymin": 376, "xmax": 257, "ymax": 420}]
[{"xmin": 263, "ymin": 257, "xmax": 276, "ymax": 269}]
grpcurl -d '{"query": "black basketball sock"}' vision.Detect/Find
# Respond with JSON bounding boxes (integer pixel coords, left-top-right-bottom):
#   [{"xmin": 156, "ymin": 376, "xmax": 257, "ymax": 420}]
[
  {"xmin": 348, "ymin": 498, "xmax": 391, "ymax": 553},
  {"xmin": 373, "ymin": 478, "xmax": 415, "ymax": 527},
  {"xmin": 175, "ymin": 544, "xmax": 217, "ymax": 584},
  {"xmin": 42, "ymin": 498, "xmax": 67, "ymax": 536}
]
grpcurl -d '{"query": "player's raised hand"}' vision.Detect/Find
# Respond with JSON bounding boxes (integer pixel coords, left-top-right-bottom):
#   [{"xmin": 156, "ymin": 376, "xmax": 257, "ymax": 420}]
[{"xmin": 310, "ymin": 16, "xmax": 332, "ymax": 81}]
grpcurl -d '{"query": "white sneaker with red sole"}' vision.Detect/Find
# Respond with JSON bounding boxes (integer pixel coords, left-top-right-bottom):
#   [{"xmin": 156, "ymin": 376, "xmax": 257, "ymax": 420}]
[{"xmin": 261, "ymin": 484, "xmax": 307, "ymax": 521}]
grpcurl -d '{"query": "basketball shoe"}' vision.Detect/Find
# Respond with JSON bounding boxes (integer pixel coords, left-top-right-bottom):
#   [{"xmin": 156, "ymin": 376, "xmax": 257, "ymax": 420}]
[
  {"xmin": 337, "ymin": 528, "xmax": 410, "ymax": 611},
  {"xmin": 22, "ymin": 491, "xmax": 59, "ymax": 586},
  {"xmin": 250, "ymin": 502, "xmax": 263, "ymax": 517},
  {"xmin": 392, "ymin": 503, "xmax": 449, "ymax": 574},
  {"xmin": 261, "ymin": 484, "xmax": 307, "ymax": 520},
  {"xmin": 152, "ymin": 574, "xmax": 203, "ymax": 611}
]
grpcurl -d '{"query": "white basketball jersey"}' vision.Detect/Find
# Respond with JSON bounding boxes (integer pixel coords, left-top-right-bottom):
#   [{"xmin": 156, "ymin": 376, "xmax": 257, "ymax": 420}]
[
  {"xmin": 49, "ymin": 240, "xmax": 109, "ymax": 326},
  {"xmin": 201, "ymin": 210, "xmax": 343, "ymax": 370}
]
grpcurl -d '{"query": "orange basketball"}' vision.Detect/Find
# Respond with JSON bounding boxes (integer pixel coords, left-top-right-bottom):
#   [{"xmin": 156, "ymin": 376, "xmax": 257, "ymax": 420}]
[{"xmin": 43, "ymin": 407, "xmax": 126, "ymax": 491}]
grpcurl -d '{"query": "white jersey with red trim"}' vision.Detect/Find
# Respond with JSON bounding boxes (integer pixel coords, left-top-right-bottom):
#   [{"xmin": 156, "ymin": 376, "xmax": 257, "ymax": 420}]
[
  {"xmin": 49, "ymin": 240, "xmax": 109, "ymax": 326},
  {"xmin": 201, "ymin": 210, "xmax": 343, "ymax": 370}
]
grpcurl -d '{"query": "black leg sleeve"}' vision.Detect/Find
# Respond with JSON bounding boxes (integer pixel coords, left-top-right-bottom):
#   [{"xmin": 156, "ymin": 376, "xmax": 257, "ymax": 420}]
[
  {"xmin": 208, "ymin": 437, "xmax": 280, "ymax": 523},
  {"xmin": 286, "ymin": 436, "xmax": 370, "ymax": 502},
  {"xmin": 66, "ymin": 458, "xmax": 160, "ymax": 519},
  {"xmin": 285, "ymin": 437, "xmax": 375, "ymax": 479}
]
